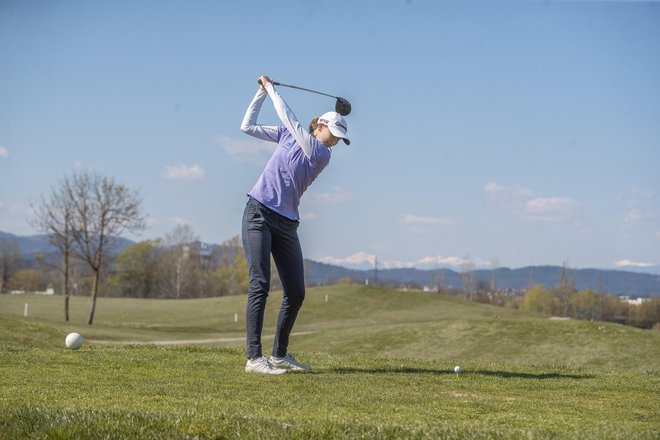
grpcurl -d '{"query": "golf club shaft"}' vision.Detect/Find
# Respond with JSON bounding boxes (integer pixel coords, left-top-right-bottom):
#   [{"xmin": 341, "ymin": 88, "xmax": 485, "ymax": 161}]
[{"xmin": 258, "ymin": 79, "xmax": 338, "ymax": 99}]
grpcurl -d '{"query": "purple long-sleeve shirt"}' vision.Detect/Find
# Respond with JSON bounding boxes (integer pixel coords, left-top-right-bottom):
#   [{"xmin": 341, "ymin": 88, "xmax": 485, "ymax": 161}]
[{"xmin": 240, "ymin": 84, "xmax": 331, "ymax": 221}]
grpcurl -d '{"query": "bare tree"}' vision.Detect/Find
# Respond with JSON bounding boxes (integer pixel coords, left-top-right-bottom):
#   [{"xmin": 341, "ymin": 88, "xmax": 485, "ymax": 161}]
[
  {"xmin": 433, "ymin": 268, "xmax": 445, "ymax": 293},
  {"xmin": 556, "ymin": 260, "xmax": 577, "ymax": 318},
  {"xmin": 461, "ymin": 255, "xmax": 475, "ymax": 301},
  {"xmin": 64, "ymin": 171, "xmax": 145, "ymax": 324},
  {"xmin": 490, "ymin": 257, "xmax": 500, "ymax": 293},
  {"xmin": 31, "ymin": 184, "xmax": 75, "ymax": 320},
  {"xmin": 161, "ymin": 224, "xmax": 198, "ymax": 299}
]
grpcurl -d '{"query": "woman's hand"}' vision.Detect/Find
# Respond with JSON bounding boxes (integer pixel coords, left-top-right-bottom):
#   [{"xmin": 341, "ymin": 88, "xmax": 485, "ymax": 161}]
[{"xmin": 258, "ymin": 75, "xmax": 272, "ymax": 91}]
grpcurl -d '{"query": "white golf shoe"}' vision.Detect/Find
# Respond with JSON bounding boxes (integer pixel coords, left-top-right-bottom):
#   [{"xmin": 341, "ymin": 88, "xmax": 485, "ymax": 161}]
[
  {"xmin": 245, "ymin": 357, "xmax": 287, "ymax": 375},
  {"xmin": 269, "ymin": 354, "xmax": 312, "ymax": 372}
]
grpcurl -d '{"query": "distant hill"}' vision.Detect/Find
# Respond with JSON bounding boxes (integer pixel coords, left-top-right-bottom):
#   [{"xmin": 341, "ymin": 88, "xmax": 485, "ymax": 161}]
[
  {"xmin": 303, "ymin": 260, "xmax": 660, "ymax": 298},
  {"xmin": 0, "ymin": 231, "xmax": 134, "ymax": 258},
  {"xmin": 3, "ymin": 230, "xmax": 658, "ymax": 298},
  {"xmin": 0, "ymin": 231, "xmax": 54, "ymax": 255}
]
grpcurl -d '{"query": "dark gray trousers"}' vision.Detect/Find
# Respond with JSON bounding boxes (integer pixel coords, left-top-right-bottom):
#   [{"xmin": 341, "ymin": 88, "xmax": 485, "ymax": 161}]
[{"xmin": 242, "ymin": 197, "xmax": 305, "ymax": 359}]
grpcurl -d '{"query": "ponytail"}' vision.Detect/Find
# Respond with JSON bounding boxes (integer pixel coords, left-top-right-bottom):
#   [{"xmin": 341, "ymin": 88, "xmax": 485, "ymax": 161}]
[{"xmin": 309, "ymin": 116, "xmax": 320, "ymax": 134}]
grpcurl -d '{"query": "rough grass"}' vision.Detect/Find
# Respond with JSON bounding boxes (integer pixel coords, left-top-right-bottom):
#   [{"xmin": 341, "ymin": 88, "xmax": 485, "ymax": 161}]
[{"xmin": 1, "ymin": 286, "xmax": 659, "ymax": 438}]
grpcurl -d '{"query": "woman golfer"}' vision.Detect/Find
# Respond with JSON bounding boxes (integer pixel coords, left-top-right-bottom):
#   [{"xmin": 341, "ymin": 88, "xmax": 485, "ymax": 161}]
[{"xmin": 240, "ymin": 75, "xmax": 350, "ymax": 374}]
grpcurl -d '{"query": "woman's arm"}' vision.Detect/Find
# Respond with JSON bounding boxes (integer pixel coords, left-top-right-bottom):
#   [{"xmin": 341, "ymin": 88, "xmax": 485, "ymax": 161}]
[
  {"xmin": 262, "ymin": 80, "xmax": 317, "ymax": 159},
  {"xmin": 240, "ymin": 89, "xmax": 280, "ymax": 142}
]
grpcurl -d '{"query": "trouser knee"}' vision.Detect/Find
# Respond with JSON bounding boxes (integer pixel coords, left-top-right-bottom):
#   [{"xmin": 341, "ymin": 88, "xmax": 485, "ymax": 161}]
[{"xmin": 285, "ymin": 288, "xmax": 305, "ymax": 310}]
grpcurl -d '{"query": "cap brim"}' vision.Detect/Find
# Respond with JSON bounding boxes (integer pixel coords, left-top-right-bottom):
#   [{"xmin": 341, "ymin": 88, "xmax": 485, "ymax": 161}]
[{"xmin": 327, "ymin": 126, "xmax": 350, "ymax": 145}]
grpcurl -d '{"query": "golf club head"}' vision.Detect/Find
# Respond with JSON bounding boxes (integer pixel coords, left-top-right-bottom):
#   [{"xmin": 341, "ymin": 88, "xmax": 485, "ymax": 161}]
[{"xmin": 335, "ymin": 97, "xmax": 351, "ymax": 116}]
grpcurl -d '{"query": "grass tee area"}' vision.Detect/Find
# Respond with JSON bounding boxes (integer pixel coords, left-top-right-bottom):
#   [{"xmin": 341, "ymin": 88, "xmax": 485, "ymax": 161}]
[{"xmin": 1, "ymin": 285, "xmax": 659, "ymax": 439}]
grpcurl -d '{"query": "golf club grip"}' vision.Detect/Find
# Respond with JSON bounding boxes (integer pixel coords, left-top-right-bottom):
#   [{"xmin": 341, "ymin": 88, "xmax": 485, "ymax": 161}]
[{"xmin": 257, "ymin": 79, "xmax": 280, "ymax": 86}]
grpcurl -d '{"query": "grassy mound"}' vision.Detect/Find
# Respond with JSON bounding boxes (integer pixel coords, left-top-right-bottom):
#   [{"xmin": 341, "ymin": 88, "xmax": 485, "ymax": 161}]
[{"xmin": 1, "ymin": 285, "xmax": 657, "ymax": 370}]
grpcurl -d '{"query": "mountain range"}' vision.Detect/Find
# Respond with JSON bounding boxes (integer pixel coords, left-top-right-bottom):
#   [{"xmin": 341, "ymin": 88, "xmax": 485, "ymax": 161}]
[
  {"xmin": 303, "ymin": 259, "xmax": 660, "ymax": 298},
  {"xmin": 2, "ymin": 231, "xmax": 658, "ymax": 298}
]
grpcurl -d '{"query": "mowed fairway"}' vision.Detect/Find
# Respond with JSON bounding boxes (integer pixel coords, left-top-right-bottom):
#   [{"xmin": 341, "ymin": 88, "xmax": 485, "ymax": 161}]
[{"xmin": 1, "ymin": 285, "xmax": 659, "ymax": 439}]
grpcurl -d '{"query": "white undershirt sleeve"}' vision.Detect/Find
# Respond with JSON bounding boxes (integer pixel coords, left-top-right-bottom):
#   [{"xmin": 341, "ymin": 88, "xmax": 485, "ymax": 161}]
[
  {"xmin": 264, "ymin": 82, "xmax": 316, "ymax": 159},
  {"xmin": 240, "ymin": 89, "xmax": 280, "ymax": 142}
]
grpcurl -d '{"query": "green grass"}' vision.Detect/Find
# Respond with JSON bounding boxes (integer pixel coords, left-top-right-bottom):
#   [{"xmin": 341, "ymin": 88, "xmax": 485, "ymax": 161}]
[
  {"xmin": 1, "ymin": 345, "xmax": 658, "ymax": 439},
  {"xmin": 1, "ymin": 286, "xmax": 659, "ymax": 438},
  {"xmin": 2, "ymin": 285, "xmax": 657, "ymax": 370}
]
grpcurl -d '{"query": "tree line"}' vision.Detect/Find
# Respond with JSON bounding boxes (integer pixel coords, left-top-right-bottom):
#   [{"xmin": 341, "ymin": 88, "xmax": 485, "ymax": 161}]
[
  {"xmin": 431, "ymin": 263, "xmax": 660, "ymax": 330},
  {"xmin": 0, "ymin": 231, "xmax": 251, "ymax": 300},
  {"xmin": 0, "ymin": 170, "xmax": 255, "ymax": 325},
  {"xmin": 519, "ymin": 284, "xmax": 660, "ymax": 329}
]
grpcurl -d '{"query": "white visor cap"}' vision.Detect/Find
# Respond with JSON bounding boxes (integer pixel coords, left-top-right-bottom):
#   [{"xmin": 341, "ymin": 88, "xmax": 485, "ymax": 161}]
[{"xmin": 318, "ymin": 111, "xmax": 350, "ymax": 145}]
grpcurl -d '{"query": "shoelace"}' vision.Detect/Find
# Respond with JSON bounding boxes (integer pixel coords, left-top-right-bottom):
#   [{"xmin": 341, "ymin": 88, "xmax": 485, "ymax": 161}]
[
  {"xmin": 252, "ymin": 358, "xmax": 273, "ymax": 369},
  {"xmin": 264, "ymin": 358, "xmax": 279, "ymax": 369}
]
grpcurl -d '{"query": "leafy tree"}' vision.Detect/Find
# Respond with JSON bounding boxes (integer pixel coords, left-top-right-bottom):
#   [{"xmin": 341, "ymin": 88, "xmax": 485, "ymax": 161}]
[
  {"xmin": 629, "ymin": 298, "xmax": 660, "ymax": 329},
  {"xmin": 212, "ymin": 252, "xmax": 248, "ymax": 296},
  {"xmin": 599, "ymin": 294, "xmax": 629, "ymax": 323},
  {"xmin": 522, "ymin": 284, "xmax": 550, "ymax": 314},
  {"xmin": 111, "ymin": 240, "xmax": 162, "ymax": 298},
  {"xmin": 7, "ymin": 269, "xmax": 46, "ymax": 292},
  {"xmin": 570, "ymin": 290, "xmax": 601, "ymax": 321},
  {"xmin": 0, "ymin": 239, "xmax": 19, "ymax": 293}
]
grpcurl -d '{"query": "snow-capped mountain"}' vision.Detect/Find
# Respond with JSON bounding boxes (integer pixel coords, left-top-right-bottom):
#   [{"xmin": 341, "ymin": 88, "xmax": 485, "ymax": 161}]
[{"xmin": 319, "ymin": 252, "xmax": 491, "ymax": 271}]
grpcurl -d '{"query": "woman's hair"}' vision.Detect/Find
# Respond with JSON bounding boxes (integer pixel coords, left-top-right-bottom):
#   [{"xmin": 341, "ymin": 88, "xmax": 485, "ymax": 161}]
[{"xmin": 309, "ymin": 116, "xmax": 320, "ymax": 134}]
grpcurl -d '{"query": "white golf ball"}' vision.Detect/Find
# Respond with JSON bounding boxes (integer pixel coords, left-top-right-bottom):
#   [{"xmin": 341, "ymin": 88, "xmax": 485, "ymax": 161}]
[
  {"xmin": 454, "ymin": 365, "xmax": 462, "ymax": 373},
  {"xmin": 65, "ymin": 332, "xmax": 84, "ymax": 350}
]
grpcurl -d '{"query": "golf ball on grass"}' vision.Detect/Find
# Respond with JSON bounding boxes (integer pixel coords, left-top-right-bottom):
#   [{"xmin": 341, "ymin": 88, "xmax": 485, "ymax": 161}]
[
  {"xmin": 65, "ymin": 332, "xmax": 83, "ymax": 350},
  {"xmin": 454, "ymin": 365, "xmax": 462, "ymax": 374}
]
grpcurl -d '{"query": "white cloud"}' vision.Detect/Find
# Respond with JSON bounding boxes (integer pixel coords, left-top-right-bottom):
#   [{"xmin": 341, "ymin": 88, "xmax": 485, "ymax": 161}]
[
  {"xmin": 523, "ymin": 197, "xmax": 577, "ymax": 222},
  {"xmin": 485, "ymin": 182, "xmax": 578, "ymax": 222},
  {"xmin": 401, "ymin": 214, "xmax": 452, "ymax": 225},
  {"xmin": 483, "ymin": 182, "xmax": 532, "ymax": 206},
  {"xmin": 169, "ymin": 217, "xmax": 191, "ymax": 226},
  {"xmin": 306, "ymin": 187, "xmax": 351, "ymax": 205},
  {"xmin": 615, "ymin": 259, "xmax": 655, "ymax": 269},
  {"xmin": 216, "ymin": 134, "xmax": 276, "ymax": 165},
  {"xmin": 163, "ymin": 164, "xmax": 205, "ymax": 181},
  {"xmin": 0, "ymin": 146, "xmax": 8, "ymax": 158}
]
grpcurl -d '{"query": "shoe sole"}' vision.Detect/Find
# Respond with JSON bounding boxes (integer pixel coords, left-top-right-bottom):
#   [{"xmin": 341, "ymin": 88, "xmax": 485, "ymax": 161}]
[
  {"xmin": 269, "ymin": 362, "xmax": 311, "ymax": 372},
  {"xmin": 244, "ymin": 369, "xmax": 287, "ymax": 375},
  {"xmin": 245, "ymin": 366, "xmax": 287, "ymax": 375}
]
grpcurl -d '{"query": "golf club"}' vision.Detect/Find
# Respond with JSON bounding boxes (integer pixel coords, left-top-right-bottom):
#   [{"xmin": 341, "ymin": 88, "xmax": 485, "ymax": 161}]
[{"xmin": 258, "ymin": 79, "xmax": 351, "ymax": 116}]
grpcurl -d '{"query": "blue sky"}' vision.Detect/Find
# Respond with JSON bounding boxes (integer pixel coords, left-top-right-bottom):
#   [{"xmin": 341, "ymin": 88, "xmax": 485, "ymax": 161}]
[{"xmin": 1, "ymin": 0, "xmax": 659, "ymax": 271}]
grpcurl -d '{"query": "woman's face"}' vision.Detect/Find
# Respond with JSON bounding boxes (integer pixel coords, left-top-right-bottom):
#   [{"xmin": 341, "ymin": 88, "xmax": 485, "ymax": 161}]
[{"xmin": 315, "ymin": 124, "xmax": 341, "ymax": 147}]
